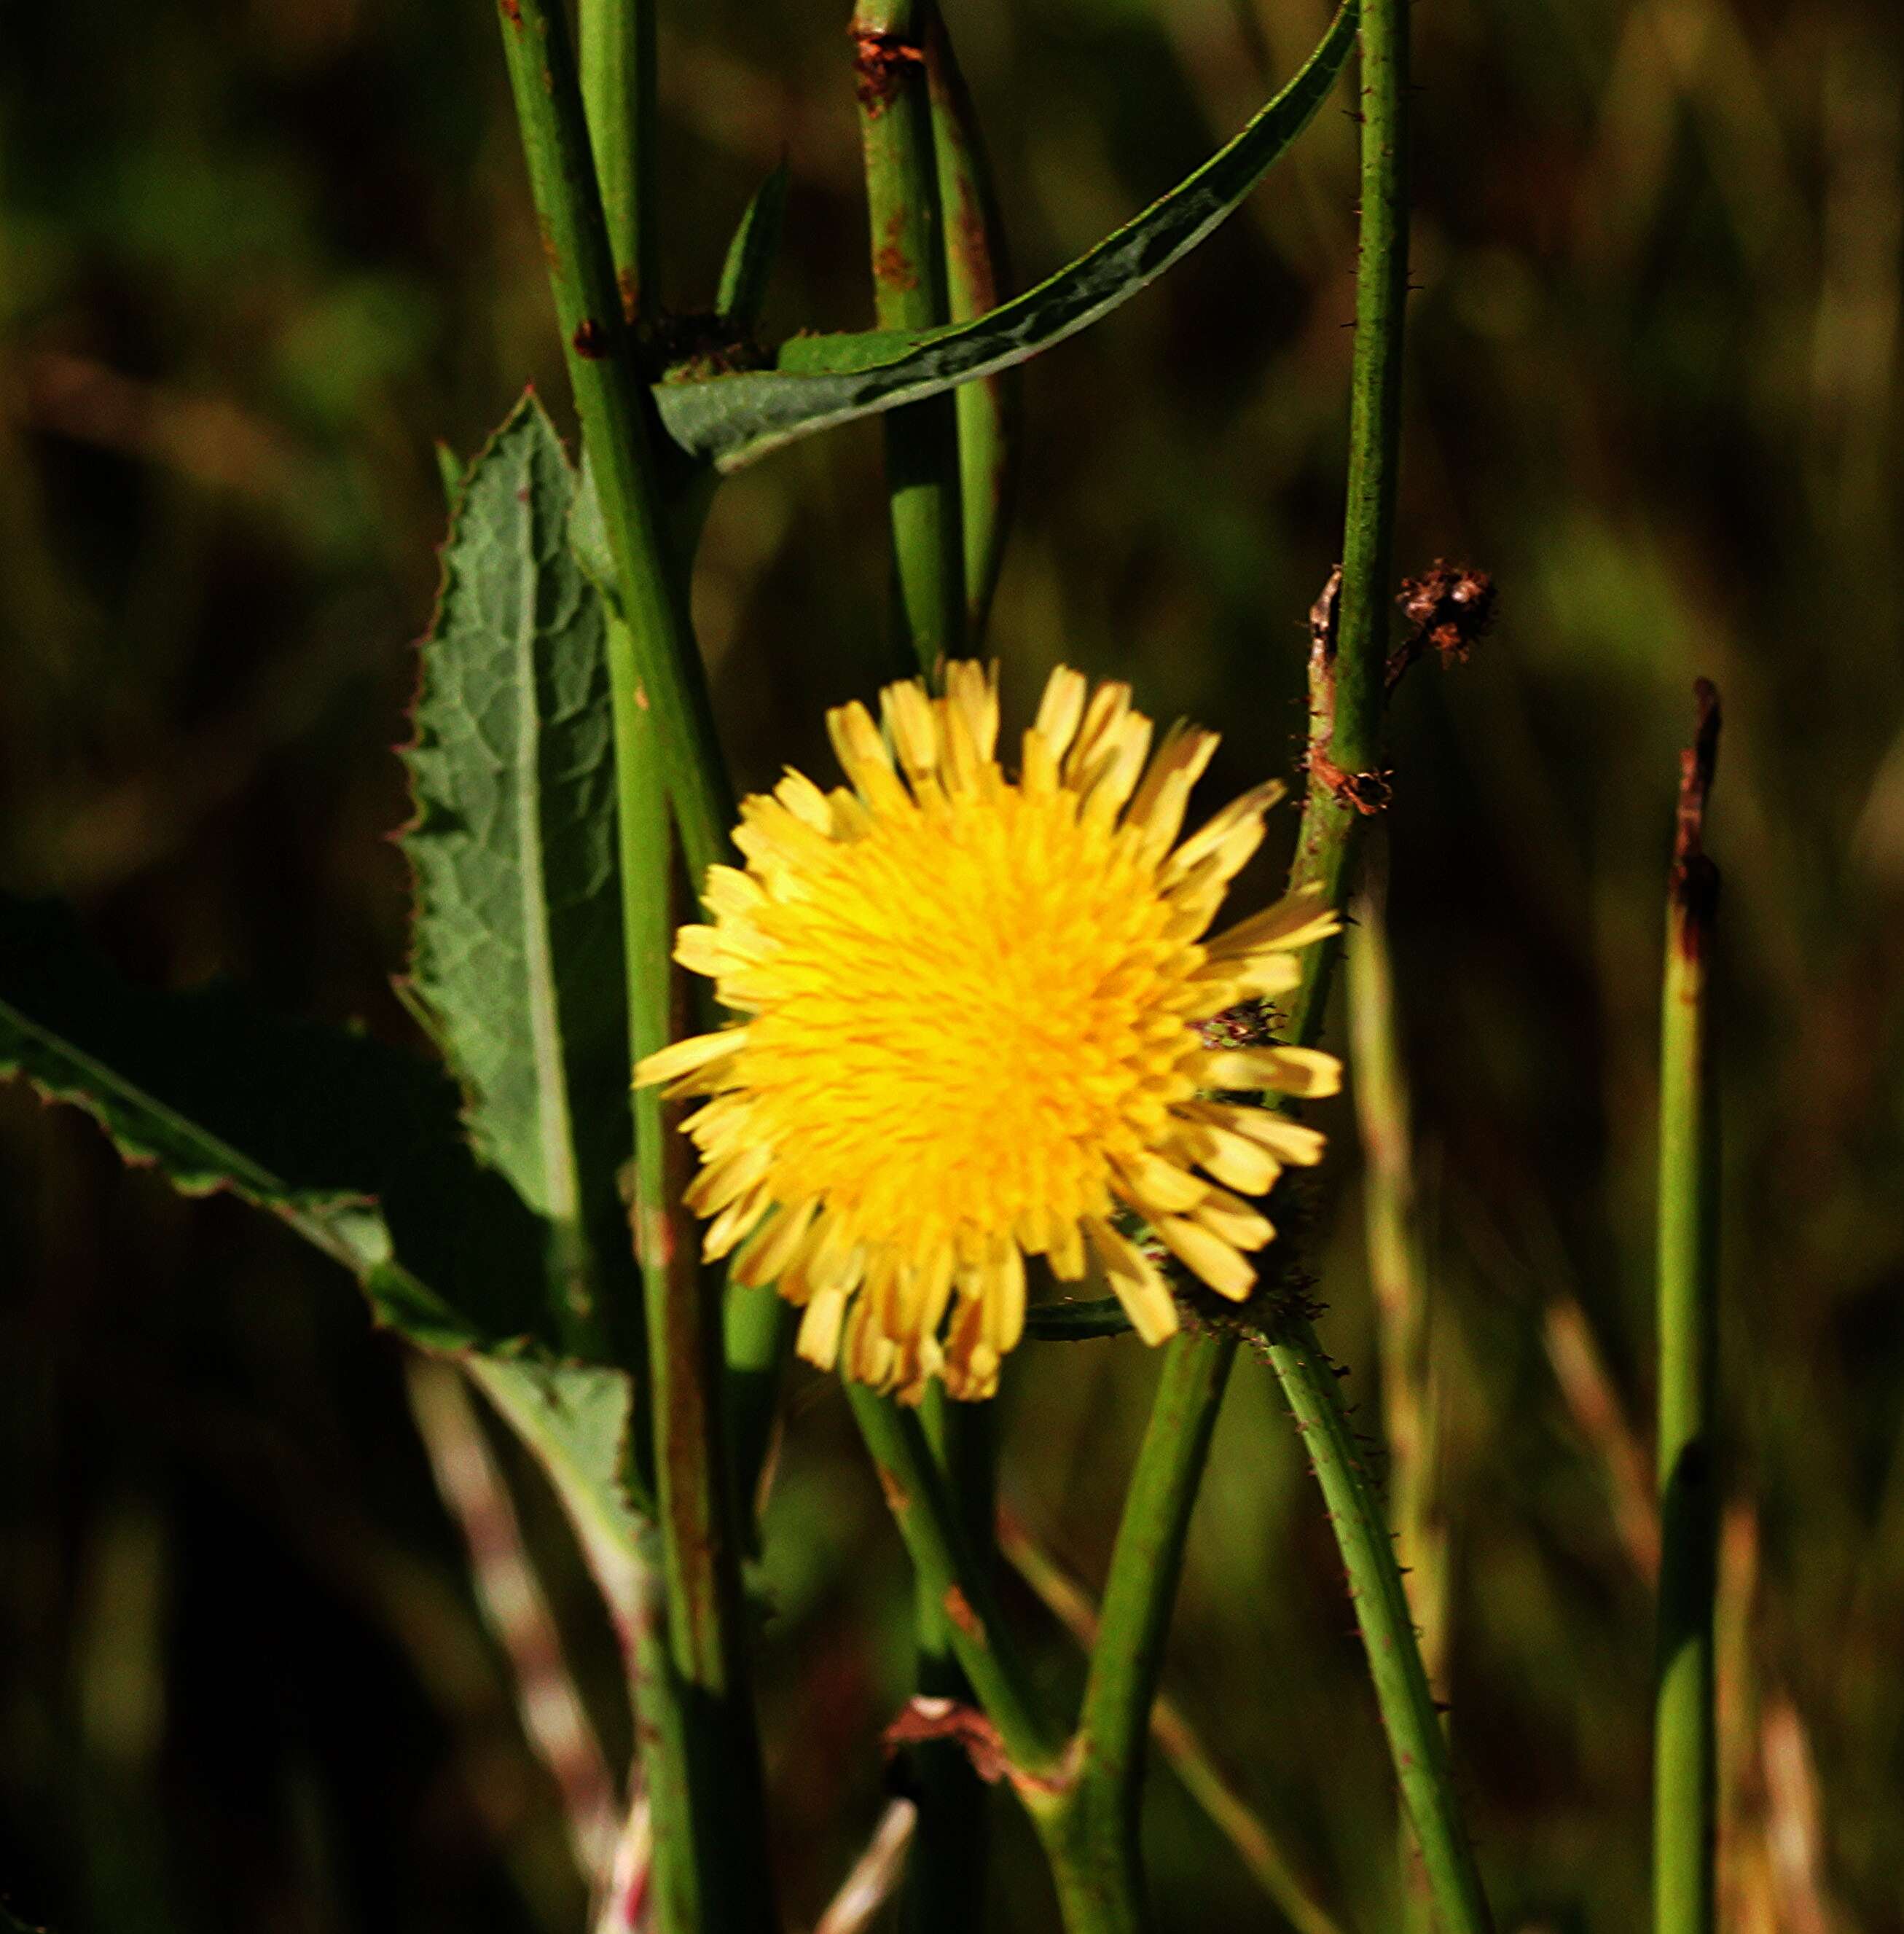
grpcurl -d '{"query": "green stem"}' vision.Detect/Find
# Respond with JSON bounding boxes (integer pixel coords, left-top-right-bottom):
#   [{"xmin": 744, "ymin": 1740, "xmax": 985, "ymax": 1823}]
[
  {"xmin": 1330, "ymin": 0, "xmax": 1409, "ymax": 780},
  {"xmin": 1076, "ymin": 1337, "xmax": 1234, "ymax": 1858},
  {"xmin": 567, "ymin": 11, "xmax": 775, "ymax": 1927},
  {"xmin": 620, "ymin": 642, "xmax": 777, "ymax": 1934},
  {"xmin": 853, "ymin": 0, "xmax": 965, "ymax": 675},
  {"xmin": 844, "ymin": 1385, "xmax": 1061, "ymax": 1779},
  {"xmin": 1265, "ymin": 1318, "xmax": 1488, "ymax": 1932},
  {"xmin": 853, "ymin": 7, "xmax": 992, "ymax": 1919},
  {"xmin": 921, "ymin": 6, "xmax": 1019, "ymax": 643},
  {"xmin": 494, "ymin": 0, "xmax": 734, "ymax": 885},
  {"xmin": 1654, "ymin": 684, "xmax": 1722, "ymax": 1934},
  {"xmin": 1000, "ymin": 1518, "xmax": 1349, "ymax": 1934},
  {"xmin": 1069, "ymin": 1, "xmax": 1494, "ymax": 1927},
  {"xmin": 578, "ymin": 0, "xmax": 658, "ymax": 321}
]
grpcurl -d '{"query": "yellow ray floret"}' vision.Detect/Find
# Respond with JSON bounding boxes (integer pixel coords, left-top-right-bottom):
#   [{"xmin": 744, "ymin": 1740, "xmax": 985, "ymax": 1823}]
[{"xmin": 635, "ymin": 662, "xmax": 1341, "ymax": 1402}]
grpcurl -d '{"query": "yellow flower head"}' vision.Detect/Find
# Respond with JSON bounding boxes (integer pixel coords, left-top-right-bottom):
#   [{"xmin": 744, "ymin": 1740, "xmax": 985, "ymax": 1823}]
[{"xmin": 635, "ymin": 663, "xmax": 1341, "ymax": 1402}]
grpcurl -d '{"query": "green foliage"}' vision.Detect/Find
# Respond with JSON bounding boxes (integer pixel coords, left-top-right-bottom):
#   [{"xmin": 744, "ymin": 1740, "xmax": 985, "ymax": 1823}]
[
  {"xmin": 0, "ymin": 892, "xmax": 542, "ymax": 1355},
  {"xmin": 401, "ymin": 393, "xmax": 635, "ymax": 1360},
  {"xmin": 716, "ymin": 162, "xmax": 791, "ymax": 334},
  {"xmin": 651, "ymin": 0, "xmax": 1357, "ymax": 473}
]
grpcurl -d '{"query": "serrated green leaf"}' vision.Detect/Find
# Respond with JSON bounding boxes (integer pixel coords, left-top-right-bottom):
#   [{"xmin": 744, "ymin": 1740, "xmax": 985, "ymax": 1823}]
[
  {"xmin": 402, "ymin": 393, "xmax": 635, "ymax": 1358},
  {"xmin": 651, "ymin": 1, "xmax": 1356, "ymax": 473},
  {"xmin": 0, "ymin": 893, "xmax": 545, "ymax": 1353}
]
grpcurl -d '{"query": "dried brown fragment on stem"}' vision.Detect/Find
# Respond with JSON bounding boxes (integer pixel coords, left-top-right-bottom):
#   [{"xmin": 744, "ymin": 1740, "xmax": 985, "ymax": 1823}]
[
  {"xmin": 1387, "ymin": 559, "xmax": 1497, "ymax": 691},
  {"xmin": 852, "ymin": 27, "xmax": 925, "ymax": 115},
  {"xmin": 883, "ymin": 1696, "xmax": 1011, "ymax": 1784},
  {"xmin": 1306, "ymin": 564, "xmax": 1390, "ymax": 811},
  {"xmin": 941, "ymin": 1583, "xmax": 985, "ymax": 1645},
  {"xmin": 871, "ymin": 211, "xmax": 919, "ymax": 296},
  {"xmin": 1672, "ymin": 678, "xmax": 1723, "ymax": 947},
  {"xmin": 571, "ymin": 317, "xmax": 611, "ymax": 359}
]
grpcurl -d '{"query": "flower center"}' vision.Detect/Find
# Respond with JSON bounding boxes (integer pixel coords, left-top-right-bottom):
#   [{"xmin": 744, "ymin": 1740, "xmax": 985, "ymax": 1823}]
[{"xmin": 735, "ymin": 788, "xmax": 1204, "ymax": 1252}]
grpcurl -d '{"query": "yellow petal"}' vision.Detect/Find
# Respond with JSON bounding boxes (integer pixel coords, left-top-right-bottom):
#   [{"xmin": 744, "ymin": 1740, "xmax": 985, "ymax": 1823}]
[
  {"xmin": 634, "ymin": 1028, "xmax": 747, "ymax": 1090},
  {"xmin": 1196, "ymin": 1046, "xmax": 1343, "ymax": 1098},
  {"xmin": 1152, "ymin": 1215, "xmax": 1255, "ymax": 1299},
  {"xmin": 1084, "ymin": 1218, "xmax": 1179, "ymax": 1344}
]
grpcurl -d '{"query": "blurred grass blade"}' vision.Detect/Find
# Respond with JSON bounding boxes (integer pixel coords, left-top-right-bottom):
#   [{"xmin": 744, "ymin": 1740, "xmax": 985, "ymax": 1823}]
[
  {"xmin": 1349, "ymin": 877, "xmax": 1451, "ymax": 1930},
  {"xmin": 922, "ymin": 4, "xmax": 1019, "ymax": 641},
  {"xmin": 401, "ymin": 393, "xmax": 635, "ymax": 1362},
  {"xmin": 1000, "ymin": 1514, "xmax": 1350, "ymax": 1934},
  {"xmin": 651, "ymin": 0, "xmax": 1358, "ymax": 473},
  {"xmin": 1655, "ymin": 680, "xmax": 1723, "ymax": 1934},
  {"xmin": 854, "ymin": 0, "xmax": 964, "ymax": 676},
  {"xmin": 717, "ymin": 161, "xmax": 791, "ymax": 333},
  {"xmin": 406, "ymin": 1356, "xmax": 622, "ymax": 1885}
]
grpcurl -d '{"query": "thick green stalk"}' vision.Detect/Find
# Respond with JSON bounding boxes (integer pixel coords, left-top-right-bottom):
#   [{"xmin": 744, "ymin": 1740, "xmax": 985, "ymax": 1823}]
[
  {"xmin": 853, "ymin": 7, "xmax": 992, "ymax": 1919},
  {"xmin": 1070, "ymin": 2, "xmax": 1493, "ymax": 1928},
  {"xmin": 1654, "ymin": 684, "xmax": 1722, "ymax": 1934},
  {"xmin": 578, "ymin": 0, "xmax": 658, "ymax": 321},
  {"xmin": 493, "ymin": 0, "xmax": 734, "ymax": 885},
  {"xmin": 922, "ymin": 7, "xmax": 1019, "ymax": 641},
  {"xmin": 853, "ymin": 0, "xmax": 965, "ymax": 674},
  {"xmin": 619, "ymin": 646, "xmax": 777, "ymax": 1934},
  {"xmin": 568, "ymin": 9, "xmax": 775, "ymax": 1927}
]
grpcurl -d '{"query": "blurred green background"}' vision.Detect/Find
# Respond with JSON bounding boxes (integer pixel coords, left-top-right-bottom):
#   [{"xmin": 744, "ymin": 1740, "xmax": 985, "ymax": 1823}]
[{"xmin": 4, "ymin": 0, "xmax": 1902, "ymax": 1929}]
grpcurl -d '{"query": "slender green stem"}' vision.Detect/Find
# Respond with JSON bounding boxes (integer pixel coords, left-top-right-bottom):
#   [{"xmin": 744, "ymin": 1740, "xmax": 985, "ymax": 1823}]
[
  {"xmin": 578, "ymin": 0, "xmax": 658, "ymax": 321},
  {"xmin": 1655, "ymin": 683, "xmax": 1722, "ymax": 1934},
  {"xmin": 844, "ymin": 1386, "xmax": 1062, "ymax": 1779},
  {"xmin": 1331, "ymin": 0, "xmax": 1409, "ymax": 779},
  {"xmin": 1070, "ymin": 3, "xmax": 1494, "ymax": 1928},
  {"xmin": 853, "ymin": 0, "xmax": 965, "ymax": 675},
  {"xmin": 1264, "ymin": 1318, "xmax": 1487, "ymax": 1930},
  {"xmin": 493, "ymin": 0, "xmax": 734, "ymax": 885},
  {"xmin": 1077, "ymin": 1336, "xmax": 1234, "ymax": 1852},
  {"xmin": 1000, "ymin": 1516, "xmax": 1350, "ymax": 1934},
  {"xmin": 921, "ymin": 7, "xmax": 1018, "ymax": 642}
]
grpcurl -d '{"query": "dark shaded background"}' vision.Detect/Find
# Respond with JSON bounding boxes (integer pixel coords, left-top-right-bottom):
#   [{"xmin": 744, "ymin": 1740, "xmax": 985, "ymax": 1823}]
[{"xmin": 4, "ymin": 0, "xmax": 1902, "ymax": 1929}]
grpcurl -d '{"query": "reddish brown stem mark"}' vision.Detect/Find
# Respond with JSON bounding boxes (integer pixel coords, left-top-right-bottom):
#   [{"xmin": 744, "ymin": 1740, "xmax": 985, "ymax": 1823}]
[
  {"xmin": 941, "ymin": 1583, "xmax": 985, "ymax": 1645},
  {"xmin": 852, "ymin": 28, "xmax": 925, "ymax": 115},
  {"xmin": 877, "ymin": 1463, "xmax": 912, "ymax": 1520},
  {"xmin": 1671, "ymin": 679, "xmax": 1723, "ymax": 944},
  {"xmin": 883, "ymin": 1696, "xmax": 1010, "ymax": 1783},
  {"xmin": 571, "ymin": 317, "xmax": 611, "ymax": 359}
]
